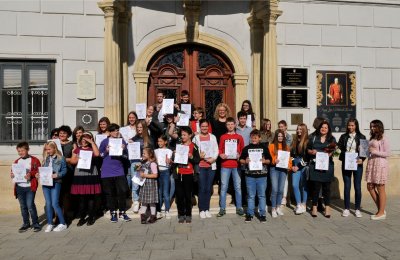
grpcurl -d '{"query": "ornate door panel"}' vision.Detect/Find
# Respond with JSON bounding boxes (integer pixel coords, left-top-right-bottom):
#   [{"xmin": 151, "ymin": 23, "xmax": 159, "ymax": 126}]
[{"xmin": 148, "ymin": 45, "xmax": 234, "ymax": 121}]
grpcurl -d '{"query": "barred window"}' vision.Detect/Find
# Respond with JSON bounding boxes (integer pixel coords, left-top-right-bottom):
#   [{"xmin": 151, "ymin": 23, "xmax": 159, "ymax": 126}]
[{"xmin": 0, "ymin": 61, "xmax": 55, "ymax": 143}]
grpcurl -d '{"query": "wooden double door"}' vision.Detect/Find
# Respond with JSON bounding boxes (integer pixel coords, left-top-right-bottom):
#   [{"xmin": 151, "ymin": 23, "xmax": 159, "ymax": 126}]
[{"xmin": 147, "ymin": 45, "xmax": 235, "ymax": 120}]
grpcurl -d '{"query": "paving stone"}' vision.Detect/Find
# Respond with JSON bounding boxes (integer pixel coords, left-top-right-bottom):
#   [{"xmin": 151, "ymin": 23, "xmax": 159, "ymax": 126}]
[
  {"xmin": 282, "ymin": 245, "xmax": 320, "ymax": 256},
  {"xmin": 49, "ymin": 253, "xmax": 93, "ymax": 260},
  {"xmin": 287, "ymin": 236, "xmax": 333, "ymax": 246},
  {"xmin": 117, "ymin": 251, "xmax": 151, "ymax": 260},
  {"xmin": 259, "ymin": 237, "xmax": 291, "ymax": 246},
  {"xmin": 314, "ymin": 244, "xmax": 362, "ymax": 257},
  {"xmin": 22, "ymin": 254, "xmax": 54, "ymax": 260},
  {"xmin": 204, "ymin": 238, "xmax": 231, "ymax": 249},
  {"xmin": 89, "ymin": 253, "xmax": 119, "ymax": 260},
  {"xmin": 230, "ymin": 238, "xmax": 262, "ymax": 248},
  {"xmin": 174, "ymin": 239, "xmax": 204, "ymax": 249},
  {"xmin": 350, "ymin": 242, "xmax": 387, "ymax": 254},
  {"xmin": 149, "ymin": 249, "xmax": 192, "ymax": 260},
  {"xmin": 111, "ymin": 241, "xmax": 145, "ymax": 252},
  {"xmin": 224, "ymin": 247, "xmax": 255, "ymax": 259},
  {"xmin": 251, "ymin": 245, "xmax": 286, "ymax": 258},
  {"xmin": 143, "ymin": 240, "xmax": 174, "ymax": 250},
  {"xmin": 192, "ymin": 248, "xmax": 226, "ymax": 258}
]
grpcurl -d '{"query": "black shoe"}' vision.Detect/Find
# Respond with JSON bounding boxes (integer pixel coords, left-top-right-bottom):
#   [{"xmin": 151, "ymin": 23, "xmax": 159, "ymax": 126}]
[
  {"xmin": 87, "ymin": 218, "xmax": 95, "ymax": 226},
  {"xmin": 140, "ymin": 214, "xmax": 147, "ymax": 224},
  {"xmin": 32, "ymin": 223, "xmax": 42, "ymax": 232},
  {"xmin": 178, "ymin": 216, "xmax": 185, "ymax": 224},
  {"xmin": 77, "ymin": 218, "xmax": 86, "ymax": 227},
  {"xmin": 18, "ymin": 224, "xmax": 30, "ymax": 233},
  {"xmin": 148, "ymin": 215, "xmax": 157, "ymax": 224},
  {"xmin": 245, "ymin": 215, "xmax": 253, "ymax": 223},
  {"xmin": 259, "ymin": 215, "xmax": 267, "ymax": 223},
  {"xmin": 185, "ymin": 216, "xmax": 192, "ymax": 224}
]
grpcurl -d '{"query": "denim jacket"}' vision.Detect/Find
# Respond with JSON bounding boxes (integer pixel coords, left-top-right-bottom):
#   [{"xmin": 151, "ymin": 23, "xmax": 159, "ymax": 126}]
[{"xmin": 43, "ymin": 155, "xmax": 67, "ymax": 183}]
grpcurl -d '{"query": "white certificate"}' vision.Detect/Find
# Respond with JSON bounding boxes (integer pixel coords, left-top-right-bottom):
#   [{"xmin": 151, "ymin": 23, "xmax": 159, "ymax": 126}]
[
  {"xmin": 359, "ymin": 139, "xmax": 369, "ymax": 158},
  {"xmin": 345, "ymin": 152, "xmax": 358, "ymax": 171},
  {"xmin": 177, "ymin": 113, "xmax": 190, "ymax": 126},
  {"xmin": 12, "ymin": 163, "xmax": 27, "ymax": 183},
  {"xmin": 39, "ymin": 167, "xmax": 53, "ymax": 186},
  {"xmin": 225, "ymin": 140, "xmax": 237, "ymax": 159},
  {"xmin": 161, "ymin": 99, "xmax": 174, "ymax": 115},
  {"xmin": 48, "ymin": 139, "xmax": 63, "ymax": 155},
  {"xmin": 77, "ymin": 150, "xmax": 93, "ymax": 170},
  {"xmin": 95, "ymin": 134, "xmax": 107, "ymax": 148},
  {"xmin": 249, "ymin": 149, "xmax": 263, "ymax": 171},
  {"xmin": 200, "ymin": 141, "xmax": 212, "ymax": 158},
  {"xmin": 119, "ymin": 127, "xmax": 130, "ymax": 142},
  {"xmin": 109, "ymin": 138, "xmax": 123, "ymax": 156},
  {"xmin": 128, "ymin": 142, "xmax": 141, "ymax": 160},
  {"xmin": 276, "ymin": 150, "xmax": 290, "ymax": 169},
  {"xmin": 246, "ymin": 115, "xmax": 252, "ymax": 128},
  {"xmin": 136, "ymin": 103, "xmax": 147, "ymax": 119},
  {"xmin": 132, "ymin": 171, "xmax": 145, "ymax": 186},
  {"xmin": 155, "ymin": 149, "xmax": 172, "ymax": 167},
  {"xmin": 181, "ymin": 104, "xmax": 192, "ymax": 116},
  {"xmin": 315, "ymin": 152, "xmax": 329, "ymax": 171},
  {"xmin": 174, "ymin": 144, "xmax": 189, "ymax": 165}
]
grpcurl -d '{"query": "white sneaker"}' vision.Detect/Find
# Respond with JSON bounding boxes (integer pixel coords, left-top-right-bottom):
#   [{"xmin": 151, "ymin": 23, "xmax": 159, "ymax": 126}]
[
  {"xmin": 199, "ymin": 211, "xmax": 206, "ymax": 219},
  {"xmin": 342, "ymin": 209, "xmax": 350, "ymax": 217},
  {"xmin": 205, "ymin": 210, "xmax": 212, "ymax": 218},
  {"xmin": 165, "ymin": 211, "xmax": 171, "ymax": 219},
  {"xmin": 157, "ymin": 211, "xmax": 163, "ymax": 219},
  {"xmin": 295, "ymin": 205, "xmax": 303, "ymax": 215},
  {"xmin": 277, "ymin": 207, "xmax": 284, "ymax": 216},
  {"xmin": 44, "ymin": 224, "xmax": 53, "ymax": 233},
  {"xmin": 355, "ymin": 210, "xmax": 363, "ymax": 218},
  {"xmin": 301, "ymin": 205, "xmax": 307, "ymax": 213},
  {"xmin": 132, "ymin": 201, "xmax": 139, "ymax": 213},
  {"xmin": 53, "ymin": 224, "xmax": 67, "ymax": 232},
  {"xmin": 281, "ymin": 197, "xmax": 287, "ymax": 206},
  {"xmin": 271, "ymin": 209, "xmax": 278, "ymax": 218}
]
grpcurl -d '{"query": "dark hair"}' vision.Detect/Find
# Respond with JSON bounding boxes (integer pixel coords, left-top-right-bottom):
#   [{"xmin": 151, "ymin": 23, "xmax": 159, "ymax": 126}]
[
  {"xmin": 194, "ymin": 107, "xmax": 204, "ymax": 115},
  {"xmin": 58, "ymin": 125, "xmax": 72, "ymax": 137},
  {"xmin": 199, "ymin": 119, "xmax": 209, "ymax": 126},
  {"xmin": 346, "ymin": 118, "xmax": 361, "ymax": 135},
  {"xmin": 312, "ymin": 117, "xmax": 325, "ymax": 130},
  {"xmin": 237, "ymin": 111, "xmax": 247, "ymax": 119},
  {"xmin": 156, "ymin": 90, "xmax": 164, "ymax": 96},
  {"xmin": 370, "ymin": 119, "xmax": 384, "ymax": 141},
  {"xmin": 126, "ymin": 111, "xmax": 138, "ymax": 126},
  {"xmin": 179, "ymin": 126, "xmax": 193, "ymax": 136},
  {"xmin": 16, "ymin": 141, "xmax": 29, "ymax": 150},
  {"xmin": 272, "ymin": 129, "xmax": 287, "ymax": 155},
  {"xmin": 72, "ymin": 126, "xmax": 85, "ymax": 143},
  {"xmin": 250, "ymin": 129, "xmax": 261, "ymax": 137},
  {"xmin": 181, "ymin": 90, "xmax": 189, "ymax": 96},
  {"xmin": 158, "ymin": 135, "xmax": 168, "ymax": 142},
  {"xmin": 97, "ymin": 117, "xmax": 111, "ymax": 133},
  {"xmin": 226, "ymin": 117, "xmax": 235, "ymax": 124},
  {"xmin": 317, "ymin": 120, "xmax": 333, "ymax": 139},
  {"xmin": 50, "ymin": 128, "xmax": 59, "ymax": 138},
  {"xmin": 241, "ymin": 100, "xmax": 255, "ymax": 121},
  {"xmin": 278, "ymin": 120, "xmax": 287, "ymax": 127},
  {"xmin": 108, "ymin": 123, "xmax": 120, "ymax": 132}
]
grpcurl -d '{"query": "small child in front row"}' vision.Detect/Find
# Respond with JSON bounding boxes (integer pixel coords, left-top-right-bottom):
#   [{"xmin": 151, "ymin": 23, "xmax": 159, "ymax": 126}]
[
  {"xmin": 139, "ymin": 147, "xmax": 159, "ymax": 224},
  {"xmin": 11, "ymin": 142, "xmax": 42, "ymax": 232}
]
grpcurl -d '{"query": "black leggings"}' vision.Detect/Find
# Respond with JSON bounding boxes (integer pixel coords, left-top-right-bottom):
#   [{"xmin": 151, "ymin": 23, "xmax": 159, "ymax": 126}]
[
  {"xmin": 175, "ymin": 174, "xmax": 194, "ymax": 217},
  {"xmin": 77, "ymin": 195, "xmax": 99, "ymax": 219},
  {"xmin": 102, "ymin": 176, "xmax": 129, "ymax": 212},
  {"xmin": 312, "ymin": 181, "xmax": 331, "ymax": 206}
]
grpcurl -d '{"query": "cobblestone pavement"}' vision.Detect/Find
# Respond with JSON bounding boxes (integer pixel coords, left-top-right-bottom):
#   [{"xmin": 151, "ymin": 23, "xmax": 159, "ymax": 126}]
[{"xmin": 1, "ymin": 198, "xmax": 399, "ymax": 260}]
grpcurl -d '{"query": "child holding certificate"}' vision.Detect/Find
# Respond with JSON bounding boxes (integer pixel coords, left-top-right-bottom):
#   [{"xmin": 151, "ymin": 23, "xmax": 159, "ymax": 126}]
[
  {"xmin": 70, "ymin": 132, "xmax": 101, "ymax": 226},
  {"xmin": 40, "ymin": 141, "xmax": 68, "ymax": 232},
  {"xmin": 239, "ymin": 130, "xmax": 271, "ymax": 223},
  {"xmin": 11, "ymin": 142, "xmax": 41, "ymax": 232},
  {"xmin": 268, "ymin": 130, "xmax": 292, "ymax": 218}
]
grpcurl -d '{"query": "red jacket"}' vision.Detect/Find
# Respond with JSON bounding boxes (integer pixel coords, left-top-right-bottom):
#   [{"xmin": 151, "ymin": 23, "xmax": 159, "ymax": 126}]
[{"xmin": 13, "ymin": 155, "xmax": 41, "ymax": 198}]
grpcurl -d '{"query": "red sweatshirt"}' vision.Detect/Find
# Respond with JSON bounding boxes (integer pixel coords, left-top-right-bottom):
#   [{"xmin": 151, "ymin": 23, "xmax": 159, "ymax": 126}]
[{"xmin": 219, "ymin": 133, "xmax": 244, "ymax": 168}]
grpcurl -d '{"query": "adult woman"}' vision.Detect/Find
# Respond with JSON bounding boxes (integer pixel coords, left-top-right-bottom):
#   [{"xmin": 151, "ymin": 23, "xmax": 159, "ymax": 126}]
[
  {"xmin": 120, "ymin": 111, "xmax": 138, "ymax": 143},
  {"xmin": 238, "ymin": 100, "xmax": 256, "ymax": 128},
  {"xmin": 337, "ymin": 118, "xmax": 366, "ymax": 218},
  {"xmin": 211, "ymin": 103, "xmax": 231, "ymax": 143},
  {"xmin": 290, "ymin": 124, "xmax": 309, "ymax": 215},
  {"xmin": 260, "ymin": 118, "xmax": 274, "ymax": 146},
  {"xmin": 365, "ymin": 120, "xmax": 390, "ymax": 220},
  {"xmin": 307, "ymin": 121, "xmax": 336, "ymax": 218},
  {"xmin": 193, "ymin": 119, "xmax": 219, "ymax": 218}
]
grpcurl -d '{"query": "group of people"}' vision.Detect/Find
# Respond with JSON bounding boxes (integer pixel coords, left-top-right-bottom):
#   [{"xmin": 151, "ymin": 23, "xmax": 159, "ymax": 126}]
[{"xmin": 11, "ymin": 90, "xmax": 391, "ymax": 233}]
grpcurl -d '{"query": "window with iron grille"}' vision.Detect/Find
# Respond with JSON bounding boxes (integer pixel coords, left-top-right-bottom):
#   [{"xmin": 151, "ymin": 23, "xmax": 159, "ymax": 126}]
[{"xmin": 0, "ymin": 61, "xmax": 55, "ymax": 143}]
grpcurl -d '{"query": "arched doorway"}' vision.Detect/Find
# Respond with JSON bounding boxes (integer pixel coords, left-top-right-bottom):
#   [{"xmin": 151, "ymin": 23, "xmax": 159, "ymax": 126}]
[{"xmin": 147, "ymin": 44, "xmax": 235, "ymax": 121}]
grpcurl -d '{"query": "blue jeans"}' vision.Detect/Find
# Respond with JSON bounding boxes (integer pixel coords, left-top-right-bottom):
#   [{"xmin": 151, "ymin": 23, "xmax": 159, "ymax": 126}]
[
  {"xmin": 246, "ymin": 176, "xmax": 267, "ymax": 216},
  {"xmin": 342, "ymin": 164, "xmax": 363, "ymax": 210},
  {"xmin": 292, "ymin": 167, "xmax": 308, "ymax": 204},
  {"xmin": 170, "ymin": 174, "xmax": 175, "ymax": 201},
  {"xmin": 270, "ymin": 167, "xmax": 287, "ymax": 208},
  {"xmin": 158, "ymin": 169, "xmax": 171, "ymax": 211},
  {"xmin": 198, "ymin": 167, "xmax": 215, "ymax": 211},
  {"xmin": 130, "ymin": 162, "xmax": 141, "ymax": 202},
  {"xmin": 42, "ymin": 183, "xmax": 65, "ymax": 225},
  {"xmin": 16, "ymin": 185, "xmax": 39, "ymax": 226},
  {"xmin": 220, "ymin": 167, "xmax": 242, "ymax": 209}
]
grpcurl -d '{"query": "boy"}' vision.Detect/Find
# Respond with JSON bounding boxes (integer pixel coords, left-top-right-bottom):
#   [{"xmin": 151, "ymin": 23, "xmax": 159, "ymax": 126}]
[
  {"xmin": 236, "ymin": 111, "xmax": 252, "ymax": 146},
  {"xmin": 191, "ymin": 107, "xmax": 212, "ymax": 135},
  {"xmin": 278, "ymin": 120, "xmax": 292, "ymax": 206},
  {"xmin": 217, "ymin": 117, "xmax": 245, "ymax": 217},
  {"xmin": 240, "ymin": 130, "xmax": 271, "ymax": 222},
  {"xmin": 11, "ymin": 142, "xmax": 41, "ymax": 232},
  {"xmin": 176, "ymin": 90, "xmax": 195, "ymax": 121}
]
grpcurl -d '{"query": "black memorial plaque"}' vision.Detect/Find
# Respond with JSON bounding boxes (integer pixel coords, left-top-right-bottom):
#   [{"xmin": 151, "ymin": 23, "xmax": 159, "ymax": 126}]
[
  {"xmin": 281, "ymin": 89, "xmax": 307, "ymax": 108},
  {"xmin": 281, "ymin": 68, "xmax": 307, "ymax": 87}
]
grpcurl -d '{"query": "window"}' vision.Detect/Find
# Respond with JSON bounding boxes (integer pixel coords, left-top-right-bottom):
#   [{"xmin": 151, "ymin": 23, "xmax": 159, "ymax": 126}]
[{"xmin": 0, "ymin": 61, "xmax": 55, "ymax": 143}]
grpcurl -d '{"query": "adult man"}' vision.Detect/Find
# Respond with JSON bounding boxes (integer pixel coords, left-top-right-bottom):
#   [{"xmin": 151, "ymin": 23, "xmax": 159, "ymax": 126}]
[{"xmin": 328, "ymin": 78, "xmax": 343, "ymax": 105}]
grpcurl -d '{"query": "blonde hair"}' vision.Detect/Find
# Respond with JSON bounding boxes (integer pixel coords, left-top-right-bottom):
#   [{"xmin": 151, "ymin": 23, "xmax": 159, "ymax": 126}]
[
  {"xmin": 42, "ymin": 141, "xmax": 63, "ymax": 165},
  {"xmin": 213, "ymin": 103, "xmax": 232, "ymax": 121}
]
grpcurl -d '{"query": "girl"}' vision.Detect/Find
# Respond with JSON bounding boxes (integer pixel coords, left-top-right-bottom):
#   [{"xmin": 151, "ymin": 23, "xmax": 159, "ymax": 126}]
[
  {"xmin": 175, "ymin": 126, "xmax": 200, "ymax": 223},
  {"xmin": 97, "ymin": 117, "xmax": 111, "ymax": 135},
  {"xmin": 290, "ymin": 124, "xmax": 309, "ymax": 215},
  {"xmin": 238, "ymin": 100, "xmax": 256, "ymax": 128},
  {"xmin": 191, "ymin": 107, "xmax": 212, "ymax": 135},
  {"xmin": 39, "ymin": 141, "xmax": 67, "ymax": 232},
  {"xmin": 70, "ymin": 132, "xmax": 101, "ymax": 226},
  {"xmin": 260, "ymin": 118, "xmax": 274, "ymax": 145},
  {"xmin": 154, "ymin": 135, "xmax": 173, "ymax": 219},
  {"xmin": 269, "ymin": 130, "xmax": 292, "ymax": 218},
  {"xmin": 72, "ymin": 126, "xmax": 85, "ymax": 149},
  {"xmin": 307, "ymin": 121, "xmax": 337, "ymax": 218},
  {"xmin": 338, "ymin": 118, "xmax": 366, "ymax": 218},
  {"xmin": 365, "ymin": 120, "xmax": 390, "ymax": 220},
  {"xmin": 120, "ymin": 111, "xmax": 138, "ymax": 143},
  {"xmin": 192, "ymin": 119, "xmax": 219, "ymax": 219},
  {"xmin": 138, "ymin": 147, "xmax": 159, "ymax": 224}
]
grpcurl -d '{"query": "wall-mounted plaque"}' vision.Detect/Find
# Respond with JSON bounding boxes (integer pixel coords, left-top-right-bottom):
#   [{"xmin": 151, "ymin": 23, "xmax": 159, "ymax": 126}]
[
  {"xmin": 281, "ymin": 68, "xmax": 307, "ymax": 87},
  {"xmin": 76, "ymin": 110, "xmax": 98, "ymax": 130},
  {"xmin": 291, "ymin": 114, "xmax": 303, "ymax": 125},
  {"xmin": 77, "ymin": 69, "xmax": 96, "ymax": 100},
  {"xmin": 281, "ymin": 89, "xmax": 307, "ymax": 108}
]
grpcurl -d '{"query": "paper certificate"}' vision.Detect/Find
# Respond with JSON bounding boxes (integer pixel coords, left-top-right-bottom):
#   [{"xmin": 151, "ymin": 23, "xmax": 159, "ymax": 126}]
[
  {"xmin": 225, "ymin": 140, "xmax": 238, "ymax": 159},
  {"xmin": 95, "ymin": 134, "xmax": 107, "ymax": 148},
  {"xmin": 345, "ymin": 152, "xmax": 358, "ymax": 171},
  {"xmin": 12, "ymin": 163, "xmax": 27, "ymax": 183},
  {"xmin": 161, "ymin": 99, "xmax": 174, "ymax": 115},
  {"xmin": 109, "ymin": 138, "xmax": 123, "ymax": 156},
  {"xmin": 315, "ymin": 152, "xmax": 329, "ymax": 171},
  {"xmin": 39, "ymin": 167, "xmax": 53, "ymax": 186},
  {"xmin": 246, "ymin": 115, "xmax": 252, "ymax": 128},
  {"xmin": 174, "ymin": 144, "xmax": 189, "ymax": 165},
  {"xmin": 119, "ymin": 127, "xmax": 130, "ymax": 142},
  {"xmin": 177, "ymin": 113, "xmax": 190, "ymax": 126},
  {"xmin": 132, "ymin": 171, "xmax": 145, "ymax": 186},
  {"xmin": 200, "ymin": 141, "xmax": 212, "ymax": 158},
  {"xmin": 181, "ymin": 104, "xmax": 192, "ymax": 116},
  {"xmin": 48, "ymin": 139, "xmax": 63, "ymax": 155},
  {"xmin": 136, "ymin": 103, "xmax": 147, "ymax": 119},
  {"xmin": 77, "ymin": 150, "xmax": 93, "ymax": 170},
  {"xmin": 128, "ymin": 142, "xmax": 141, "ymax": 160},
  {"xmin": 359, "ymin": 139, "xmax": 369, "ymax": 158},
  {"xmin": 249, "ymin": 149, "xmax": 263, "ymax": 171},
  {"xmin": 276, "ymin": 150, "xmax": 290, "ymax": 169},
  {"xmin": 155, "ymin": 149, "xmax": 172, "ymax": 167}
]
